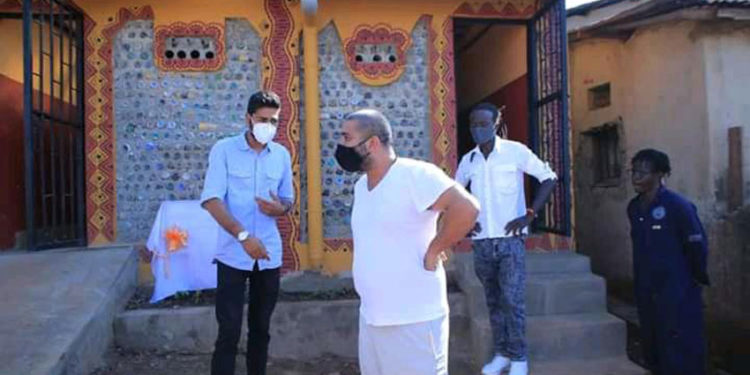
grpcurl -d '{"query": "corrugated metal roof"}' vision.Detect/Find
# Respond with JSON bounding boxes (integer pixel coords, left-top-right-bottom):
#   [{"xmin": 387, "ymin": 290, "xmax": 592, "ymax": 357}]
[{"xmin": 702, "ymin": 0, "xmax": 750, "ymax": 5}]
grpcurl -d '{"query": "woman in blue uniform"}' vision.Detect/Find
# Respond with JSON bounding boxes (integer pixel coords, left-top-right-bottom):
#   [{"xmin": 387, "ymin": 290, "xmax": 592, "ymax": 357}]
[{"xmin": 627, "ymin": 149, "xmax": 710, "ymax": 375}]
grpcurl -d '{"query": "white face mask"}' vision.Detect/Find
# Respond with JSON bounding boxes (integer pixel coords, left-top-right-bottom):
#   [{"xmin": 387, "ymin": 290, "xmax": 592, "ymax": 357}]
[{"xmin": 252, "ymin": 122, "xmax": 277, "ymax": 144}]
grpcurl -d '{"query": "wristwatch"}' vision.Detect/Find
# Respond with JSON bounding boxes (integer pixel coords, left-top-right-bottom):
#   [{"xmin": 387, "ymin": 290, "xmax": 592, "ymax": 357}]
[{"xmin": 237, "ymin": 230, "xmax": 250, "ymax": 242}]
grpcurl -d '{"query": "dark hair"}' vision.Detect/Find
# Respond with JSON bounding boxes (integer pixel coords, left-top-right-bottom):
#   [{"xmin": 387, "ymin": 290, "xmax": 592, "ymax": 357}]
[
  {"xmin": 247, "ymin": 90, "xmax": 281, "ymax": 115},
  {"xmin": 471, "ymin": 102, "xmax": 500, "ymax": 122},
  {"xmin": 632, "ymin": 149, "xmax": 671, "ymax": 175}
]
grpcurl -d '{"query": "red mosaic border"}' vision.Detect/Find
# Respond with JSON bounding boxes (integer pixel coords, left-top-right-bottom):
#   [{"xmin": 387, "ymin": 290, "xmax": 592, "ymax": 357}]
[
  {"xmin": 263, "ymin": 0, "xmax": 300, "ymax": 272},
  {"xmin": 428, "ymin": 15, "xmax": 458, "ymax": 175},
  {"xmin": 84, "ymin": 6, "xmax": 154, "ymax": 243},
  {"xmin": 343, "ymin": 24, "xmax": 410, "ymax": 81},
  {"xmin": 324, "ymin": 238, "xmax": 353, "ymax": 253},
  {"xmin": 154, "ymin": 21, "xmax": 226, "ymax": 72},
  {"xmin": 454, "ymin": 1, "xmax": 537, "ymax": 18}
]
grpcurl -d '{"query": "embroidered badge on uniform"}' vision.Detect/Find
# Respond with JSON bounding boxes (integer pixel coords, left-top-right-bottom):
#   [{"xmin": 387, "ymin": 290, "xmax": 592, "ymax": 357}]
[{"xmin": 652, "ymin": 206, "xmax": 666, "ymax": 220}]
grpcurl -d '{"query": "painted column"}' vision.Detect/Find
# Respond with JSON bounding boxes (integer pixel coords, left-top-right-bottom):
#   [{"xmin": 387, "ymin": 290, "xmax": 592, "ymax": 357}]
[{"xmin": 301, "ymin": 0, "xmax": 323, "ymax": 268}]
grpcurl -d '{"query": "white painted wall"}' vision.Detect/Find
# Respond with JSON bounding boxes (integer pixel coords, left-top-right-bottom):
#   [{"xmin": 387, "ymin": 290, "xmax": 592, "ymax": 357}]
[{"xmin": 701, "ymin": 24, "xmax": 750, "ymax": 205}]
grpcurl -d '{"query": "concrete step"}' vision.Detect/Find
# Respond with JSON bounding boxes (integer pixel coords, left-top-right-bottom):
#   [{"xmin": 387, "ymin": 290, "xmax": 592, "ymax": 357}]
[
  {"xmin": 528, "ymin": 313, "xmax": 627, "ymax": 361},
  {"xmin": 0, "ymin": 247, "xmax": 137, "ymax": 375},
  {"xmin": 459, "ymin": 271, "xmax": 606, "ymax": 319},
  {"xmin": 526, "ymin": 273, "xmax": 606, "ymax": 316},
  {"xmin": 450, "ymin": 252, "xmax": 592, "ymax": 289},
  {"xmin": 471, "ymin": 312, "xmax": 627, "ymax": 364},
  {"xmin": 529, "ymin": 357, "xmax": 647, "ymax": 375},
  {"xmin": 114, "ymin": 292, "xmax": 473, "ymax": 361},
  {"xmin": 526, "ymin": 252, "xmax": 591, "ymax": 274}
]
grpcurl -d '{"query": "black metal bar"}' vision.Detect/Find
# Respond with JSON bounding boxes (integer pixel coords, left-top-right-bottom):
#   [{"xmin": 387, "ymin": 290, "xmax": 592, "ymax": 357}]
[
  {"xmin": 23, "ymin": 0, "xmax": 36, "ymax": 250},
  {"xmin": 0, "ymin": 12, "xmax": 23, "ymax": 19},
  {"xmin": 558, "ymin": 0, "xmax": 571, "ymax": 235},
  {"xmin": 67, "ymin": 16, "xmax": 73, "ymax": 123},
  {"xmin": 68, "ymin": 131, "xmax": 74, "ymax": 239},
  {"xmin": 31, "ymin": 109, "xmax": 79, "ymax": 127},
  {"xmin": 37, "ymin": 8, "xmax": 50, "ymax": 241},
  {"xmin": 57, "ymin": 7, "xmax": 68, "ymax": 240},
  {"xmin": 49, "ymin": 0, "xmax": 59, "ymax": 235},
  {"xmin": 527, "ymin": 19, "xmax": 538, "ymax": 155},
  {"xmin": 75, "ymin": 11, "xmax": 86, "ymax": 244}
]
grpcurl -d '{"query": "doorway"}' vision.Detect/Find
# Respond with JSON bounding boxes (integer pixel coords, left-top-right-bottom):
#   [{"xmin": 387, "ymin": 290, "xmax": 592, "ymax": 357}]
[
  {"xmin": 454, "ymin": 19, "xmax": 529, "ymax": 158},
  {"xmin": 21, "ymin": 0, "xmax": 87, "ymax": 250},
  {"xmin": 452, "ymin": 0, "xmax": 571, "ymax": 236}
]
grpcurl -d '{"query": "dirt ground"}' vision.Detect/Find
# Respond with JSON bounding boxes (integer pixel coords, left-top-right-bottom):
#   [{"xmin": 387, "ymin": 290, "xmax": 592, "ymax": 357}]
[{"xmin": 90, "ymin": 348, "xmax": 361, "ymax": 375}]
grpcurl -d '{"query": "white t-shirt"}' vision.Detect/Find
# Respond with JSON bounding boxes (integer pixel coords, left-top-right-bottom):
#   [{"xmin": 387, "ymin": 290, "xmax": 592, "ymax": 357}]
[
  {"xmin": 351, "ymin": 158, "xmax": 457, "ymax": 326},
  {"xmin": 455, "ymin": 137, "xmax": 557, "ymax": 239}
]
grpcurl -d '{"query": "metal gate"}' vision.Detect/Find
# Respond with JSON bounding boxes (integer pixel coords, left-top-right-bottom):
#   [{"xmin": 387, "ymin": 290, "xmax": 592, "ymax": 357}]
[
  {"xmin": 22, "ymin": 0, "xmax": 86, "ymax": 249},
  {"xmin": 528, "ymin": 0, "xmax": 571, "ymax": 236}
]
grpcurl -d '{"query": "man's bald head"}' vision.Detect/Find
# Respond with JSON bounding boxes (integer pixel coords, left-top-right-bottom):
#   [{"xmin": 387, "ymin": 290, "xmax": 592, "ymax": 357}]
[{"xmin": 343, "ymin": 109, "xmax": 392, "ymax": 146}]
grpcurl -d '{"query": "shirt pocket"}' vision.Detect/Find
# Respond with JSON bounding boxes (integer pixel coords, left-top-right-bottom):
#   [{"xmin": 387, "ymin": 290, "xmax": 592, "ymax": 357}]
[
  {"xmin": 261, "ymin": 168, "xmax": 282, "ymax": 200},
  {"xmin": 227, "ymin": 163, "xmax": 254, "ymax": 191},
  {"xmin": 491, "ymin": 164, "xmax": 519, "ymax": 194}
]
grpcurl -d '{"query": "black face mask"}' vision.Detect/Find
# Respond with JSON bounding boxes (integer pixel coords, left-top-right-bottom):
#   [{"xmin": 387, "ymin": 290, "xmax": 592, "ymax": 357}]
[{"xmin": 335, "ymin": 138, "xmax": 371, "ymax": 173}]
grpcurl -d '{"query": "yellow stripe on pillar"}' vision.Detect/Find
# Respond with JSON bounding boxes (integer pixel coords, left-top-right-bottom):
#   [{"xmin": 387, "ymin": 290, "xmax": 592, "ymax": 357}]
[{"xmin": 302, "ymin": 0, "xmax": 323, "ymax": 269}]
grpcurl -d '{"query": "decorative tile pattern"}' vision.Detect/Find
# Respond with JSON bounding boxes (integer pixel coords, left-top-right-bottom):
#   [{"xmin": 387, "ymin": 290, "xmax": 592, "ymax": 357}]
[
  {"xmin": 113, "ymin": 19, "xmax": 261, "ymax": 242},
  {"xmin": 262, "ymin": 0, "xmax": 302, "ymax": 271},
  {"xmin": 309, "ymin": 19, "xmax": 432, "ymax": 240},
  {"xmin": 343, "ymin": 24, "xmax": 410, "ymax": 84},
  {"xmin": 453, "ymin": 0, "xmax": 537, "ymax": 18},
  {"xmin": 154, "ymin": 22, "xmax": 226, "ymax": 71},
  {"xmin": 85, "ymin": 6, "xmax": 153, "ymax": 244}
]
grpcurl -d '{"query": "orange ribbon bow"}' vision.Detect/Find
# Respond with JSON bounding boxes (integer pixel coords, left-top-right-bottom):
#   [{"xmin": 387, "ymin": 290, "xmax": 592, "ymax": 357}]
[{"xmin": 165, "ymin": 226, "xmax": 188, "ymax": 253}]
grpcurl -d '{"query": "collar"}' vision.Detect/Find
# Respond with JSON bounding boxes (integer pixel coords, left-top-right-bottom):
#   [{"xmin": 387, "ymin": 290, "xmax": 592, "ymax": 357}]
[
  {"xmin": 236, "ymin": 131, "xmax": 272, "ymax": 154},
  {"xmin": 470, "ymin": 136, "xmax": 502, "ymax": 162},
  {"xmin": 637, "ymin": 185, "xmax": 668, "ymax": 209}
]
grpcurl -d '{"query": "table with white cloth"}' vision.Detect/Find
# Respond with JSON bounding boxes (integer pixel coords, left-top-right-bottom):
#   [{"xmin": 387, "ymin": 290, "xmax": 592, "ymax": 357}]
[{"xmin": 146, "ymin": 200, "xmax": 220, "ymax": 303}]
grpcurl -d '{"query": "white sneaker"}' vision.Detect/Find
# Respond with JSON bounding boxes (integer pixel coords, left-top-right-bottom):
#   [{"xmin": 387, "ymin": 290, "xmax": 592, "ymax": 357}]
[
  {"xmin": 481, "ymin": 354, "xmax": 510, "ymax": 375},
  {"xmin": 509, "ymin": 361, "xmax": 528, "ymax": 375}
]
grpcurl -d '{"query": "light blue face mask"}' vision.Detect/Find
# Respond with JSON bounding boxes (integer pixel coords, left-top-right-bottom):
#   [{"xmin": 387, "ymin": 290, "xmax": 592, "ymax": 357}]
[{"xmin": 470, "ymin": 125, "xmax": 496, "ymax": 145}]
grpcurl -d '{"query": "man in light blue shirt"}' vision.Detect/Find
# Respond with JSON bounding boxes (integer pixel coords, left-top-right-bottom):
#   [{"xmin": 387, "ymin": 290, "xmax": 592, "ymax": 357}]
[{"xmin": 200, "ymin": 91, "xmax": 293, "ymax": 375}]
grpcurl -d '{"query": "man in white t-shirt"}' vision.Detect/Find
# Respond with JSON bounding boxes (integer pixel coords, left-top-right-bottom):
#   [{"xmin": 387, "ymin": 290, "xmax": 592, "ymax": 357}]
[
  {"xmin": 334, "ymin": 109, "xmax": 479, "ymax": 375},
  {"xmin": 455, "ymin": 103, "xmax": 557, "ymax": 375}
]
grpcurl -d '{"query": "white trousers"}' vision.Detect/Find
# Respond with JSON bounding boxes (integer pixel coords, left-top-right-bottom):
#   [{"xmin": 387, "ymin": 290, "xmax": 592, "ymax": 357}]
[{"xmin": 358, "ymin": 313, "xmax": 449, "ymax": 375}]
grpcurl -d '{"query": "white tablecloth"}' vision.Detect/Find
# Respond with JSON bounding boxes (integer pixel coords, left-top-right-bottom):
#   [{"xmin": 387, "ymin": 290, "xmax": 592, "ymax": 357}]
[{"xmin": 146, "ymin": 200, "xmax": 219, "ymax": 303}]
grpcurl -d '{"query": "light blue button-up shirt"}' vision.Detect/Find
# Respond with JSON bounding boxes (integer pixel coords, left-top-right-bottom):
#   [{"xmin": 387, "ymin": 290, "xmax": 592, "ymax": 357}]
[{"xmin": 200, "ymin": 132, "xmax": 294, "ymax": 271}]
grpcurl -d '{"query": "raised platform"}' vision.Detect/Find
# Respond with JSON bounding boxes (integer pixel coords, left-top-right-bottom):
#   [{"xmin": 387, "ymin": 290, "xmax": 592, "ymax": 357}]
[{"xmin": 0, "ymin": 246, "xmax": 137, "ymax": 375}]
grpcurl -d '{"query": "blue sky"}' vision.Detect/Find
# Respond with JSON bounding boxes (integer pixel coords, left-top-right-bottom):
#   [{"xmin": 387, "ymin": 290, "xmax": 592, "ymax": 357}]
[{"xmin": 566, "ymin": 0, "xmax": 597, "ymax": 8}]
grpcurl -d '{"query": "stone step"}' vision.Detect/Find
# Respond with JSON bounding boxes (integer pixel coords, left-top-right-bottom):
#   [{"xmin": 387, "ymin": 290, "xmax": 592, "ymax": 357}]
[
  {"xmin": 526, "ymin": 272, "xmax": 607, "ymax": 316},
  {"xmin": 528, "ymin": 313, "xmax": 627, "ymax": 361},
  {"xmin": 529, "ymin": 357, "xmax": 647, "ymax": 375},
  {"xmin": 0, "ymin": 247, "xmax": 137, "ymax": 375},
  {"xmin": 459, "ymin": 271, "xmax": 606, "ymax": 319},
  {"xmin": 470, "ymin": 312, "xmax": 627, "ymax": 364},
  {"xmin": 449, "ymin": 252, "xmax": 592, "ymax": 289},
  {"xmin": 114, "ymin": 292, "xmax": 472, "ymax": 360},
  {"xmin": 526, "ymin": 252, "xmax": 591, "ymax": 274}
]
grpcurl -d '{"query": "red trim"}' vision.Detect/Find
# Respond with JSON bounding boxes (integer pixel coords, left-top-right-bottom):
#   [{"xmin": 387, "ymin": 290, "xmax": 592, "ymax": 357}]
[
  {"xmin": 453, "ymin": 1, "xmax": 537, "ymax": 18},
  {"xmin": 427, "ymin": 16, "xmax": 458, "ymax": 175},
  {"xmin": 344, "ymin": 24, "xmax": 410, "ymax": 80},
  {"xmin": 85, "ymin": 6, "xmax": 154, "ymax": 242},
  {"xmin": 154, "ymin": 22, "xmax": 225, "ymax": 71},
  {"xmin": 263, "ymin": 0, "xmax": 300, "ymax": 272}
]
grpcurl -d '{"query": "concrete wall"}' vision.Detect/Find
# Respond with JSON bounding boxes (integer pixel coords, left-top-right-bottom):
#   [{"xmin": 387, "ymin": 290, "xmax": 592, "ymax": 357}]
[
  {"xmin": 0, "ymin": 19, "xmax": 25, "ymax": 250},
  {"xmin": 456, "ymin": 25, "xmax": 527, "ymax": 112},
  {"xmin": 701, "ymin": 23, "xmax": 750, "ymax": 206},
  {"xmin": 570, "ymin": 20, "xmax": 711, "ymax": 297},
  {"xmin": 571, "ymin": 18, "xmax": 750, "ymax": 370},
  {"xmin": 0, "ymin": 19, "xmax": 23, "ymax": 83}
]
